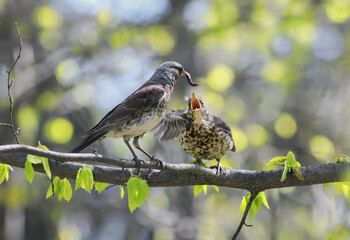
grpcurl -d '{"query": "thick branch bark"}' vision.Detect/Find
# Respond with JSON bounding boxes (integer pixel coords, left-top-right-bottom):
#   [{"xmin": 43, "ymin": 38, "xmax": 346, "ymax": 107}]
[{"xmin": 0, "ymin": 144, "xmax": 349, "ymax": 191}]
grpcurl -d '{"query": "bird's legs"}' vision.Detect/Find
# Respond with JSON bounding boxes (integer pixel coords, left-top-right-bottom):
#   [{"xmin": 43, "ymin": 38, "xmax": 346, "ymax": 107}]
[
  {"xmin": 133, "ymin": 136, "xmax": 163, "ymax": 167},
  {"xmin": 209, "ymin": 158, "xmax": 225, "ymax": 175},
  {"xmin": 123, "ymin": 136, "xmax": 144, "ymax": 169}
]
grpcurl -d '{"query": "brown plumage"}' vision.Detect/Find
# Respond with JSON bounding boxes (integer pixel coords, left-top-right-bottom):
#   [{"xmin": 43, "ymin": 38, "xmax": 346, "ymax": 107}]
[
  {"xmin": 155, "ymin": 93, "xmax": 235, "ymax": 174},
  {"xmin": 70, "ymin": 61, "xmax": 198, "ymax": 168}
]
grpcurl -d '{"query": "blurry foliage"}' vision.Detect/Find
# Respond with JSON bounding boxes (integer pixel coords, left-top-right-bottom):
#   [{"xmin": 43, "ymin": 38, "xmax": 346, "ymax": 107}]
[{"xmin": 1, "ymin": 0, "xmax": 350, "ymax": 239}]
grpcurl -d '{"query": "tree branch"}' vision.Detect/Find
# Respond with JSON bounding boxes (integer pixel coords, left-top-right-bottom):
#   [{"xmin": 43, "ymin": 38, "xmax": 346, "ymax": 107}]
[
  {"xmin": 0, "ymin": 144, "xmax": 349, "ymax": 190},
  {"xmin": 2, "ymin": 22, "xmax": 22, "ymax": 144},
  {"xmin": 231, "ymin": 191, "xmax": 257, "ymax": 240}
]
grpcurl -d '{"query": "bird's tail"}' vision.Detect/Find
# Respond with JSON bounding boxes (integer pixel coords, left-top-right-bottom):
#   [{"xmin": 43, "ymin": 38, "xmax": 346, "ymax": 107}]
[
  {"xmin": 231, "ymin": 139, "xmax": 236, "ymax": 152},
  {"xmin": 70, "ymin": 132, "xmax": 106, "ymax": 153}
]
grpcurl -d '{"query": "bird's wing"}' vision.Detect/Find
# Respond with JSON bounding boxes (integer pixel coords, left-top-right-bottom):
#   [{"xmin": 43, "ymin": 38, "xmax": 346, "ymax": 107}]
[
  {"xmin": 212, "ymin": 115, "xmax": 236, "ymax": 152},
  {"xmin": 85, "ymin": 84, "xmax": 166, "ymax": 136},
  {"xmin": 154, "ymin": 109, "xmax": 188, "ymax": 141}
]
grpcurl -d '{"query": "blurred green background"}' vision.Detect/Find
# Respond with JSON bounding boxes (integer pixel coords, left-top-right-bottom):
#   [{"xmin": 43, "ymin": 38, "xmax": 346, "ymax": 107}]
[{"xmin": 1, "ymin": 0, "xmax": 350, "ymax": 239}]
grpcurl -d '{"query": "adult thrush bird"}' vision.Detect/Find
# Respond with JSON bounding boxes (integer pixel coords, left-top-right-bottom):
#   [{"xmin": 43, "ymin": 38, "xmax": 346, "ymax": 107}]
[
  {"xmin": 70, "ymin": 61, "xmax": 198, "ymax": 168},
  {"xmin": 155, "ymin": 93, "xmax": 236, "ymax": 174}
]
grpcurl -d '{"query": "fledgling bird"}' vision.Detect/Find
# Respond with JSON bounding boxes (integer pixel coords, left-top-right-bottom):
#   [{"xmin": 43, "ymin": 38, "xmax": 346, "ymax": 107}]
[
  {"xmin": 70, "ymin": 61, "xmax": 198, "ymax": 168},
  {"xmin": 155, "ymin": 93, "xmax": 236, "ymax": 174}
]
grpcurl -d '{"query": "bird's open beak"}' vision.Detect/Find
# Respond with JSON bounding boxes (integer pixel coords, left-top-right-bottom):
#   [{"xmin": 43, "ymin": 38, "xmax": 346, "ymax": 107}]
[
  {"xmin": 181, "ymin": 71, "xmax": 198, "ymax": 87},
  {"xmin": 191, "ymin": 93, "xmax": 201, "ymax": 111}
]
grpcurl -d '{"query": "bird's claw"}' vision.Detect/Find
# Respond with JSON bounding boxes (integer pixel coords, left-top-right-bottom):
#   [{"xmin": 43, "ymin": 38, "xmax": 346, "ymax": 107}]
[
  {"xmin": 150, "ymin": 156, "xmax": 163, "ymax": 168},
  {"xmin": 133, "ymin": 157, "xmax": 145, "ymax": 171},
  {"xmin": 209, "ymin": 164, "xmax": 226, "ymax": 176}
]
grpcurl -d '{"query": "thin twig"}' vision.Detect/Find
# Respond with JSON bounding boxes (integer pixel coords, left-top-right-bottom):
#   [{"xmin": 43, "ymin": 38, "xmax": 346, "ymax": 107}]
[
  {"xmin": 0, "ymin": 123, "xmax": 13, "ymax": 127},
  {"xmin": 231, "ymin": 191, "xmax": 258, "ymax": 240},
  {"xmin": 5, "ymin": 22, "xmax": 23, "ymax": 144}
]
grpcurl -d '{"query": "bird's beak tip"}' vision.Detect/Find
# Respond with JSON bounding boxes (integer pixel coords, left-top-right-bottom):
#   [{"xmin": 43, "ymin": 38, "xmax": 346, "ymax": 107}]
[{"xmin": 191, "ymin": 93, "xmax": 201, "ymax": 110}]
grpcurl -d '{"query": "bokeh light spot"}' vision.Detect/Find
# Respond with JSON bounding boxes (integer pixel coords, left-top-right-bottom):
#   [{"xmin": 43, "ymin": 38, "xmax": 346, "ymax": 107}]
[
  {"xmin": 44, "ymin": 118, "xmax": 74, "ymax": 144},
  {"xmin": 274, "ymin": 113, "xmax": 297, "ymax": 139},
  {"xmin": 325, "ymin": 0, "xmax": 350, "ymax": 23},
  {"xmin": 36, "ymin": 91, "xmax": 59, "ymax": 111},
  {"xmin": 97, "ymin": 9, "xmax": 112, "ymax": 26},
  {"xmin": 33, "ymin": 6, "xmax": 62, "ymax": 29},
  {"xmin": 309, "ymin": 135, "xmax": 335, "ymax": 161},
  {"xmin": 109, "ymin": 29, "xmax": 132, "ymax": 50},
  {"xmin": 227, "ymin": 96, "xmax": 245, "ymax": 122},
  {"xmin": 231, "ymin": 127, "xmax": 248, "ymax": 152},
  {"xmin": 72, "ymin": 83, "xmax": 94, "ymax": 107},
  {"xmin": 55, "ymin": 59, "xmax": 80, "ymax": 85},
  {"xmin": 147, "ymin": 26, "xmax": 174, "ymax": 55},
  {"xmin": 39, "ymin": 29, "xmax": 62, "ymax": 50},
  {"xmin": 17, "ymin": 106, "xmax": 39, "ymax": 133},
  {"xmin": 206, "ymin": 65, "xmax": 234, "ymax": 91},
  {"xmin": 263, "ymin": 61, "xmax": 287, "ymax": 83},
  {"xmin": 206, "ymin": 0, "xmax": 238, "ymax": 29},
  {"xmin": 247, "ymin": 124, "xmax": 269, "ymax": 146},
  {"xmin": 204, "ymin": 91, "xmax": 224, "ymax": 114},
  {"xmin": 284, "ymin": 19, "xmax": 315, "ymax": 46}
]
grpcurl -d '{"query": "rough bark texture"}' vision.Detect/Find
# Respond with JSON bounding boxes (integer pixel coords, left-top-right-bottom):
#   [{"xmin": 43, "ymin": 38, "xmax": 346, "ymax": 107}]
[{"xmin": 0, "ymin": 144, "xmax": 349, "ymax": 191}]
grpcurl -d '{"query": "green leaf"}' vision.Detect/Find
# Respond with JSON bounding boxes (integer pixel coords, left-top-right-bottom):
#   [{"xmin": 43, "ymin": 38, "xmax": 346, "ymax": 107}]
[
  {"xmin": 75, "ymin": 170, "xmax": 82, "ymax": 191},
  {"xmin": 95, "ymin": 182, "xmax": 109, "ymax": 194},
  {"xmin": 187, "ymin": 160, "xmax": 208, "ymax": 167},
  {"xmin": 335, "ymin": 155, "xmax": 350, "ymax": 163},
  {"xmin": 25, "ymin": 160, "xmax": 35, "ymax": 183},
  {"xmin": 26, "ymin": 154, "xmax": 43, "ymax": 164},
  {"xmin": 37, "ymin": 141, "xmax": 49, "ymax": 151},
  {"xmin": 260, "ymin": 192, "xmax": 269, "ymax": 210},
  {"xmin": 249, "ymin": 194, "xmax": 263, "ymax": 222},
  {"xmin": 324, "ymin": 183, "xmax": 331, "ymax": 190},
  {"xmin": 5, "ymin": 165, "xmax": 13, "ymax": 181},
  {"xmin": 46, "ymin": 177, "xmax": 59, "ymax": 199},
  {"xmin": 295, "ymin": 161, "xmax": 301, "ymax": 168},
  {"xmin": 286, "ymin": 151, "xmax": 296, "ymax": 167},
  {"xmin": 212, "ymin": 185, "xmax": 220, "ymax": 193},
  {"xmin": 0, "ymin": 164, "xmax": 13, "ymax": 184},
  {"xmin": 294, "ymin": 167, "xmax": 304, "ymax": 181},
  {"xmin": 41, "ymin": 158, "xmax": 51, "ymax": 180},
  {"xmin": 281, "ymin": 163, "xmax": 288, "ymax": 182},
  {"xmin": 0, "ymin": 165, "xmax": 6, "ymax": 184},
  {"xmin": 26, "ymin": 142, "xmax": 51, "ymax": 179},
  {"xmin": 120, "ymin": 185, "xmax": 124, "ymax": 199},
  {"xmin": 203, "ymin": 185, "xmax": 208, "ymax": 194},
  {"xmin": 75, "ymin": 165, "xmax": 94, "ymax": 193},
  {"xmin": 194, "ymin": 185, "xmax": 206, "ymax": 197},
  {"xmin": 80, "ymin": 166, "xmax": 94, "ymax": 193},
  {"xmin": 267, "ymin": 156, "xmax": 286, "ymax": 166},
  {"xmin": 127, "ymin": 176, "xmax": 149, "ymax": 213},
  {"xmin": 56, "ymin": 178, "xmax": 72, "ymax": 201},
  {"xmin": 46, "ymin": 185, "xmax": 53, "ymax": 199},
  {"xmin": 62, "ymin": 178, "xmax": 72, "ymax": 202},
  {"xmin": 57, "ymin": 179, "xmax": 65, "ymax": 201},
  {"xmin": 239, "ymin": 193, "xmax": 250, "ymax": 214}
]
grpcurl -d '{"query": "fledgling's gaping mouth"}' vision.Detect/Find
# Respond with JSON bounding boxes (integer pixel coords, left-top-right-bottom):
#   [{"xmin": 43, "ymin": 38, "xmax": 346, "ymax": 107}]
[{"xmin": 191, "ymin": 93, "xmax": 201, "ymax": 110}]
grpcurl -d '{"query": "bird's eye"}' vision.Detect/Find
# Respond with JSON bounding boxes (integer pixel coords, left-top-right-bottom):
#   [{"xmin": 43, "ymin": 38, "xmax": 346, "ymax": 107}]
[{"xmin": 174, "ymin": 66, "xmax": 183, "ymax": 74}]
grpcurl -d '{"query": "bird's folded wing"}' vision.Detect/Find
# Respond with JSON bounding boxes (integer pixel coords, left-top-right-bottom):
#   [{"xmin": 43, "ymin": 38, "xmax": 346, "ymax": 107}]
[
  {"xmin": 212, "ymin": 115, "xmax": 236, "ymax": 152},
  {"xmin": 154, "ymin": 109, "xmax": 188, "ymax": 141},
  {"xmin": 85, "ymin": 84, "xmax": 166, "ymax": 136}
]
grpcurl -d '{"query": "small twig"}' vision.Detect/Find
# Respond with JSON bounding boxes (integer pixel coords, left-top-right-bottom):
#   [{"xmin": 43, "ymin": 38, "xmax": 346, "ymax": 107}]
[
  {"xmin": 0, "ymin": 123, "xmax": 13, "ymax": 127},
  {"xmin": 231, "ymin": 191, "xmax": 259, "ymax": 240},
  {"xmin": 5, "ymin": 22, "xmax": 23, "ymax": 144},
  {"xmin": 105, "ymin": 184, "xmax": 117, "ymax": 191}
]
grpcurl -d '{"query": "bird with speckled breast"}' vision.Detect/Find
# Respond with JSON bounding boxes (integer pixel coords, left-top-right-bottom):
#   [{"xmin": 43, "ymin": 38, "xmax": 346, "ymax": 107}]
[
  {"xmin": 155, "ymin": 93, "xmax": 236, "ymax": 174},
  {"xmin": 70, "ymin": 61, "xmax": 198, "ymax": 168}
]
